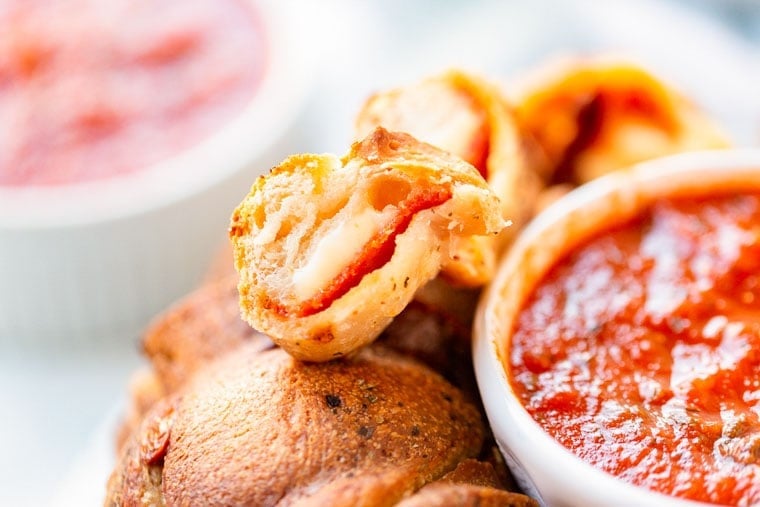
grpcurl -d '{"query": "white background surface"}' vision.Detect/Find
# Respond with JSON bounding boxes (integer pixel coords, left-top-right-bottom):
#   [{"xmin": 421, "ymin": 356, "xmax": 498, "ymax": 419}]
[{"xmin": 2, "ymin": 1, "xmax": 759, "ymax": 505}]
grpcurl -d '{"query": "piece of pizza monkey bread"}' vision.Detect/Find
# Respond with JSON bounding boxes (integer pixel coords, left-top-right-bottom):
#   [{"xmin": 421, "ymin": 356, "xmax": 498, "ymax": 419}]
[{"xmin": 230, "ymin": 127, "xmax": 507, "ymax": 362}]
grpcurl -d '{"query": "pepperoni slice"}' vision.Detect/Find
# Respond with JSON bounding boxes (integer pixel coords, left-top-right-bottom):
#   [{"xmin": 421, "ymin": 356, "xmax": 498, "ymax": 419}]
[
  {"xmin": 139, "ymin": 400, "xmax": 176, "ymax": 466},
  {"xmin": 283, "ymin": 186, "xmax": 452, "ymax": 318}
]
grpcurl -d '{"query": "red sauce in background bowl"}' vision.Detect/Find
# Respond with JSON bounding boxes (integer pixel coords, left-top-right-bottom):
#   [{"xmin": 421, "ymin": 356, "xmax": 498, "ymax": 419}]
[
  {"xmin": 0, "ymin": 0, "xmax": 265, "ymax": 186},
  {"xmin": 510, "ymin": 192, "xmax": 760, "ymax": 505}
]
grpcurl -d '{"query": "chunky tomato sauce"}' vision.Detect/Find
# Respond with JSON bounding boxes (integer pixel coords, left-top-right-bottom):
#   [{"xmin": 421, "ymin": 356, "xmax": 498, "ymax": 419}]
[
  {"xmin": 510, "ymin": 193, "xmax": 760, "ymax": 505},
  {"xmin": 0, "ymin": 0, "xmax": 264, "ymax": 185}
]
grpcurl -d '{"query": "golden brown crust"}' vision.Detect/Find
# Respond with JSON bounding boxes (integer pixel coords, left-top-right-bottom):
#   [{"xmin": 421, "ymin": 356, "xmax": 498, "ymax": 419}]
[
  {"xmin": 511, "ymin": 55, "xmax": 731, "ymax": 185},
  {"xmin": 480, "ymin": 442, "xmax": 520, "ymax": 492},
  {"xmin": 356, "ymin": 70, "xmax": 542, "ymax": 286},
  {"xmin": 116, "ymin": 276, "xmax": 272, "ymax": 453},
  {"xmin": 230, "ymin": 127, "xmax": 505, "ymax": 362},
  {"xmin": 142, "ymin": 275, "xmax": 274, "ymax": 393},
  {"xmin": 437, "ymin": 459, "xmax": 505, "ymax": 488},
  {"xmin": 397, "ymin": 459, "xmax": 537, "ymax": 507},
  {"xmin": 377, "ymin": 297, "xmax": 478, "ymax": 401},
  {"xmin": 115, "ymin": 368, "xmax": 166, "ymax": 452},
  {"xmin": 396, "ymin": 483, "xmax": 539, "ymax": 507},
  {"xmin": 108, "ymin": 345, "xmax": 485, "ymax": 506},
  {"xmin": 116, "ymin": 279, "xmax": 483, "ymax": 455},
  {"xmin": 122, "ymin": 274, "xmax": 486, "ymax": 445},
  {"xmin": 106, "ymin": 399, "xmax": 171, "ymax": 507},
  {"xmin": 397, "ymin": 459, "xmax": 536, "ymax": 507}
]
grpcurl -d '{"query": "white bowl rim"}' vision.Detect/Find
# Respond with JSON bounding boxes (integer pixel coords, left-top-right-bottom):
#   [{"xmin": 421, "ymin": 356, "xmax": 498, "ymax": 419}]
[
  {"xmin": 0, "ymin": 1, "xmax": 317, "ymax": 230},
  {"xmin": 474, "ymin": 148, "xmax": 760, "ymax": 507}
]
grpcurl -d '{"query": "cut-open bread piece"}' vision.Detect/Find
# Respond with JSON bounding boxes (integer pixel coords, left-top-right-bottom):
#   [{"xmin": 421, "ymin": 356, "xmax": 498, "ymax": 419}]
[
  {"xmin": 511, "ymin": 55, "xmax": 731, "ymax": 186},
  {"xmin": 356, "ymin": 71, "xmax": 540, "ymax": 286},
  {"xmin": 230, "ymin": 127, "xmax": 506, "ymax": 361}
]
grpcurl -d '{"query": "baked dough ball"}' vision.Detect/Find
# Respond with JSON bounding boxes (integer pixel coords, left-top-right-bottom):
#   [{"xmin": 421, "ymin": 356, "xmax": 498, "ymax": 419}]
[
  {"xmin": 119, "ymin": 273, "xmax": 485, "ymax": 447},
  {"xmin": 115, "ymin": 287, "xmax": 480, "ymax": 453},
  {"xmin": 105, "ymin": 345, "xmax": 485, "ymax": 506},
  {"xmin": 511, "ymin": 55, "xmax": 730, "ymax": 185},
  {"xmin": 356, "ymin": 71, "xmax": 541, "ymax": 286},
  {"xmin": 142, "ymin": 275, "xmax": 273, "ymax": 393},
  {"xmin": 142, "ymin": 276, "xmax": 477, "ymax": 394},
  {"xmin": 378, "ymin": 289, "xmax": 478, "ymax": 398},
  {"xmin": 396, "ymin": 459, "xmax": 538, "ymax": 507},
  {"xmin": 396, "ymin": 483, "xmax": 538, "ymax": 507},
  {"xmin": 230, "ymin": 127, "xmax": 506, "ymax": 362},
  {"xmin": 114, "ymin": 368, "xmax": 166, "ymax": 452},
  {"xmin": 115, "ymin": 276, "xmax": 273, "ymax": 449}
]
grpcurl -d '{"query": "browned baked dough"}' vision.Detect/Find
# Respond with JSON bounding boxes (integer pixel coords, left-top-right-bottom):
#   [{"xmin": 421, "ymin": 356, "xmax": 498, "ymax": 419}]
[
  {"xmin": 116, "ymin": 293, "xmax": 481, "ymax": 452},
  {"xmin": 114, "ymin": 368, "xmax": 165, "ymax": 452},
  {"xmin": 105, "ymin": 345, "xmax": 484, "ymax": 506},
  {"xmin": 106, "ymin": 397, "xmax": 171, "ymax": 507},
  {"xmin": 230, "ymin": 127, "xmax": 506, "ymax": 362},
  {"xmin": 144, "ymin": 275, "xmax": 478, "ymax": 393},
  {"xmin": 142, "ymin": 275, "xmax": 274, "ymax": 393},
  {"xmin": 511, "ymin": 55, "xmax": 730, "ymax": 185},
  {"xmin": 394, "ymin": 459, "xmax": 537, "ymax": 507},
  {"xmin": 396, "ymin": 483, "xmax": 539, "ymax": 507},
  {"xmin": 114, "ymin": 276, "xmax": 273, "ymax": 449},
  {"xmin": 438, "ymin": 458, "xmax": 506, "ymax": 488},
  {"xmin": 356, "ymin": 70, "xmax": 541, "ymax": 286},
  {"xmin": 378, "ymin": 297, "xmax": 478, "ymax": 399},
  {"xmin": 115, "ymin": 274, "xmax": 485, "ymax": 451}
]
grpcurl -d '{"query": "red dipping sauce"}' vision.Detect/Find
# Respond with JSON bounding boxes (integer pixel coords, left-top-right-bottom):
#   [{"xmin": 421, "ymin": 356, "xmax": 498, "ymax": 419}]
[
  {"xmin": 0, "ymin": 0, "xmax": 265, "ymax": 186},
  {"xmin": 510, "ymin": 193, "xmax": 760, "ymax": 505}
]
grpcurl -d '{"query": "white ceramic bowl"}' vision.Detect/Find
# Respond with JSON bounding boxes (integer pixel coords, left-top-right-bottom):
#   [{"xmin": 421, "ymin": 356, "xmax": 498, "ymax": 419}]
[
  {"xmin": 474, "ymin": 149, "xmax": 760, "ymax": 507},
  {"xmin": 0, "ymin": 1, "xmax": 316, "ymax": 350}
]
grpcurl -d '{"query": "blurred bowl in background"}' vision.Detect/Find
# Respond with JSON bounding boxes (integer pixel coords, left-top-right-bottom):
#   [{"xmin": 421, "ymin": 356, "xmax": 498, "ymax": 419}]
[
  {"xmin": 474, "ymin": 149, "xmax": 760, "ymax": 506},
  {"xmin": 0, "ymin": 0, "xmax": 316, "ymax": 350}
]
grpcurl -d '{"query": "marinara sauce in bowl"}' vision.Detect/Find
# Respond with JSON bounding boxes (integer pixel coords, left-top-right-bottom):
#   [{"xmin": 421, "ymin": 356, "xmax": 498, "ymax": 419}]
[
  {"xmin": 474, "ymin": 149, "xmax": 760, "ymax": 507},
  {"xmin": 0, "ymin": 0, "xmax": 314, "ymax": 348}
]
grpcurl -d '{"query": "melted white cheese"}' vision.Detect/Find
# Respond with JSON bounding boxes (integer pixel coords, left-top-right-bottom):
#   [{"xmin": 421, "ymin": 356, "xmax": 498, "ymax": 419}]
[{"xmin": 292, "ymin": 206, "xmax": 396, "ymax": 302}]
